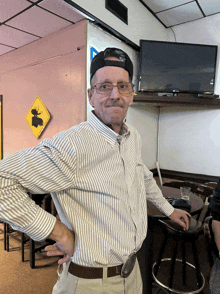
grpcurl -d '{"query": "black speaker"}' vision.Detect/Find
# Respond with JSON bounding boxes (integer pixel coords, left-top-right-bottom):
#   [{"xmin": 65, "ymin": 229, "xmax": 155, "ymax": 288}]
[{"xmin": 105, "ymin": 0, "xmax": 128, "ymax": 25}]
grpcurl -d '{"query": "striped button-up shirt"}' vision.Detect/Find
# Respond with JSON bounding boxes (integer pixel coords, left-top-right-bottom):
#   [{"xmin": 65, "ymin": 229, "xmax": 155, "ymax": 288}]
[{"xmin": 0, "ymin": 111, "xmax": 174, "ymax": 266}]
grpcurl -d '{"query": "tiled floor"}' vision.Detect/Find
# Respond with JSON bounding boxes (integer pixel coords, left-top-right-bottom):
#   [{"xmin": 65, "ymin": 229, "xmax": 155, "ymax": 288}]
[{"xmin": 0, "ymin": 224, "xmax": 59, "ymax": 294}]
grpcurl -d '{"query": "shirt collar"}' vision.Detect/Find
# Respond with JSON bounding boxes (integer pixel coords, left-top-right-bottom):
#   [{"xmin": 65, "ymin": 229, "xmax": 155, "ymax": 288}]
[{"xmin": 88, "ymin": 111, "xmax": 130, "ymax": 145}]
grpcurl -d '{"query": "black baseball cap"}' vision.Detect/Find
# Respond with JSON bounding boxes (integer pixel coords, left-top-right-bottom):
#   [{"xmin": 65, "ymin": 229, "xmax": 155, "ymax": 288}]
[{"xmin": 90, "ymin": 47, "xmax": 133, "ymax": 82}]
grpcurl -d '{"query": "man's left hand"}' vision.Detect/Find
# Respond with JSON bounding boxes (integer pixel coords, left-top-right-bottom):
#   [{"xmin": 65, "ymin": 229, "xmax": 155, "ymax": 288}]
[{"xmin": 169, "ymin": 209, "xmax": 191, "ymax": 231}]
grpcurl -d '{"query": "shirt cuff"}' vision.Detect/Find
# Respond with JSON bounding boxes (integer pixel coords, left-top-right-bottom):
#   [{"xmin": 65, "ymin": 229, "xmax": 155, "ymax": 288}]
[
  {"xmin": 161, "ymin": 201, "xmax": 175, "ymax": 217},
  {"xmin": 23, "ymin": 206, "xmax": 57, "ymax": 242}
]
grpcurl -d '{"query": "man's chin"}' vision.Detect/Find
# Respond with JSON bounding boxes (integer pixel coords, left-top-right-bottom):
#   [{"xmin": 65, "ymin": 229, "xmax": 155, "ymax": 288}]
[{"xmin": 106, "ymin": 116, "xmax": 124, "ymax": 126}]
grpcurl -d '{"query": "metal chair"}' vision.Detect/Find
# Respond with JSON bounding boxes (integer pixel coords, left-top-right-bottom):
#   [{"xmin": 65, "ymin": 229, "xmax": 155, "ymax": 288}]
[
  {"xmin": 4, "ymin": 224, "xmax": 29, "ymax": 262},
  {"xmin": 163, "ymin": 181, "xmax": 214, "ymax": 203},
  {"xmin": 0, "ymin": 221, "xmax": 7, "ymax": 251},
  {"xmin": 204, "ymin": 181, "xmax": 218, "ymax": 190},
  {"xmin": 163, "ymin": 181, "xmax": 199, "ymax": 191}
]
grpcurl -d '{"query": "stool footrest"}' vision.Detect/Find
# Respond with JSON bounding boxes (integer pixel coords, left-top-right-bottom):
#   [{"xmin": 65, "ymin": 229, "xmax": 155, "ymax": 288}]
[{"xmin": 152, "ymin": 258, "xmax": 205, "ymax": 294}]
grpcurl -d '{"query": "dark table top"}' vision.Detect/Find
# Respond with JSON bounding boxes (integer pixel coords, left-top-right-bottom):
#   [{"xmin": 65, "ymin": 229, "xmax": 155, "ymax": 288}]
[{"xmin": 147, "ymin": 185, "xmax": 204, "ymax": 218}]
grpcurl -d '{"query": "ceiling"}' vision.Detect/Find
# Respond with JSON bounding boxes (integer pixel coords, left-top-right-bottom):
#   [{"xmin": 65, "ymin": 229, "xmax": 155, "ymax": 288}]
[
  {"xmin": 140, "ymin": 0, "xmax": 220, "ymax": 28},
  {"xmin": 0, "ymin": 0, "xmax": 85, "ymax": 57},
  {"xmin": 1, "ymin": 0, "xmax": 220, "ymax": 58}
]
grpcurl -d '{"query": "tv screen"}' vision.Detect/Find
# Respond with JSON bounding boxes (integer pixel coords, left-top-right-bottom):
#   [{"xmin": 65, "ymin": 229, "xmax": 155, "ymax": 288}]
[{"xmin": 138, "ymin": 40, "xmax": 218, "ymax": 94}]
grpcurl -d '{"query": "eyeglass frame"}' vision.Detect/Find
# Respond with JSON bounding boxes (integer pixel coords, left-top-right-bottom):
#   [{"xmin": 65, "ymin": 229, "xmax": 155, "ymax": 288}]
[{"xmin": 91, "ymin": 82, "xmax": 135, "ymax": 96}]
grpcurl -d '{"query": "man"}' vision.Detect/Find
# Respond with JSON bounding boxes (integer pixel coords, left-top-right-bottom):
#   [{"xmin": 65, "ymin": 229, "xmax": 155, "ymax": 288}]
[{"xmin": 0, "ymin": 47, "xmax": 190, "ymax": 293}]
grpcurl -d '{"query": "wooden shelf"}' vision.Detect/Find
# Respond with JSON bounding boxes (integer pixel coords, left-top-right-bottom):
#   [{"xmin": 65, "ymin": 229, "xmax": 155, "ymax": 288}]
[{"xmin": 133, "ymin": 92, "xmax": 220, "ymax": 108}]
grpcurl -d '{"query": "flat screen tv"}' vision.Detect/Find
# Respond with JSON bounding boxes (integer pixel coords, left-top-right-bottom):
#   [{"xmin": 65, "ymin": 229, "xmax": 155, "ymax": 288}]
[{"xmin": 138, "ymin": 40, "xmax": 218, "ymax": 95}]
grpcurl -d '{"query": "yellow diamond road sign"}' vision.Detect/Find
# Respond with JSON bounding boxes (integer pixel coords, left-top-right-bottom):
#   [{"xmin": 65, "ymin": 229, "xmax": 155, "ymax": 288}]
[{"xmin": 26, "ymin": 96, "xmax": 50, "ymax": 138}]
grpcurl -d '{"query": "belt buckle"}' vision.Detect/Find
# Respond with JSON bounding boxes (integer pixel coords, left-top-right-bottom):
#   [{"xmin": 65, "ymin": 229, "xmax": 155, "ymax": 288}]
[{"xmin": 120, "ymin": 252, "xmax": 137, "ymax": 278}]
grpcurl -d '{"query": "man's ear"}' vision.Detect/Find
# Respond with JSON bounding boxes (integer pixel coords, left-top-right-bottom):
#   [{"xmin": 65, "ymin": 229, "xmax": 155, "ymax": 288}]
[
  {"xmin": 88, "ymin": 89, "xmax": 94, "ymax": 107},
  {"xmin": 129, "ymin": 89, "xmax": 134, "ymax": 106}
]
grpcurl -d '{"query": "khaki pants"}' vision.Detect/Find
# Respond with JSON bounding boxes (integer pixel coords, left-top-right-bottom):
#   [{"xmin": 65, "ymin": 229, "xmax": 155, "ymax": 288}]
[{"xmin": 52, "ymin": 259, "xmax": 143, "ymax": 294}]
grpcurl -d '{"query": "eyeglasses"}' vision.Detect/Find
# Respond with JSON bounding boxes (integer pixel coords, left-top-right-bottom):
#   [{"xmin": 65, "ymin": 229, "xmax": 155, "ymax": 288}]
[{"xmin": 92, "ymin": 82, "xmax": 134, "ymax": 95}]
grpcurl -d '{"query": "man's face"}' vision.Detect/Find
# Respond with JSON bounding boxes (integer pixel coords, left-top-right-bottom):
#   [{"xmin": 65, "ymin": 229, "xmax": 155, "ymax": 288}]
[{"xmin": 88, "ymin": 60, "xmax": 134, "ymax": 133}]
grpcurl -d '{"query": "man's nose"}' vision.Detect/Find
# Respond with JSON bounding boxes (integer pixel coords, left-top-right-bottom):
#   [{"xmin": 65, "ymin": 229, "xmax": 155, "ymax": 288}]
[{"xmin": 109, "ymin": 85, "xmax": 120, "ymax": 99}]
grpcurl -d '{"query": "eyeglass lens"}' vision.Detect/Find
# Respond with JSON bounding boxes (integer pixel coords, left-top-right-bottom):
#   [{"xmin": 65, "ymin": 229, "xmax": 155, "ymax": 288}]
[{"xmin": 94, "ymin": 83, "xmax": 133, "ymax": 94}]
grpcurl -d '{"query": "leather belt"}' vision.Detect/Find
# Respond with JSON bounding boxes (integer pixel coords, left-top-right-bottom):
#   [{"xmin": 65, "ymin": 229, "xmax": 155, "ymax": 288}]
[
  {"xmin": 68, "ymin": 262, "xmax": 123, "ymax": 279},
  {"xmin": 67, "ymin": 252, "xmax": 137, "ymax": 279}
]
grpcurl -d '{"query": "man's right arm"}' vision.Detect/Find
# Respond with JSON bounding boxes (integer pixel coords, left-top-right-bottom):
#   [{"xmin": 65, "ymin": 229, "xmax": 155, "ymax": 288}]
[
  {"xmin": 0, "ymin": 134, "xmax": 76, "ymax": 242},
  {"xmin": 0, "ymin": 175, "xmax": 75, "ymax": 263},
  {"xmin": 0, "ymin": 175, "xmax": 57, "ymax": 241}
]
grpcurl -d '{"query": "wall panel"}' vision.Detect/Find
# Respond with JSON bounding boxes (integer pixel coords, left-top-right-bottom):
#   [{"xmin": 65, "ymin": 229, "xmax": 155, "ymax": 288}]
[{"xmin": 0, "ymin": 20, "xmax": 87, "ymax": 158}]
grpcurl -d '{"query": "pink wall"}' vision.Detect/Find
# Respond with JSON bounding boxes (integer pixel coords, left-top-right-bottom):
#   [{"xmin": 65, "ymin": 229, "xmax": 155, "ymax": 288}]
[{"xmin": 0, "ymin": 20, "xmax": 87, "ymax": 158}]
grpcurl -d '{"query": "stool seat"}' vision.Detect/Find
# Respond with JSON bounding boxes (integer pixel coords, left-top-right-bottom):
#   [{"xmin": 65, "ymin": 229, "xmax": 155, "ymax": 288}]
[{"xmin": 160, "ymin": 218, "xmax": 203, "ymax": 237}]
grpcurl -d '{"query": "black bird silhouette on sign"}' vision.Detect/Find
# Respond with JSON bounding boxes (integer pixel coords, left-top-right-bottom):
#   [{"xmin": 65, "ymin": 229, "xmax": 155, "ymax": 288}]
[{"xmin": 31, "ymin": 108, "xmax": 43, "ymax": 128}]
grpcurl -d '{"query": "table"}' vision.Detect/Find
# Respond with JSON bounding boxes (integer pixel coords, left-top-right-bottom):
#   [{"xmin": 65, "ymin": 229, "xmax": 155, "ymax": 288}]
[
  {"xmin": 144, "ymin": 186, "xmax": 204, "ymax": 293},
  {"xmin": 147, "ymin": 185, "xmax": 204, "ymax": 218}
]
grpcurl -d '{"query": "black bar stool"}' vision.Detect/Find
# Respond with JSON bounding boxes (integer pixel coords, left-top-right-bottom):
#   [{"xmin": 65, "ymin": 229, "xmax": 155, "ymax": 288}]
[{"xmin": 152, "ymin": 217, "xmax": 205, "ymax": 293}]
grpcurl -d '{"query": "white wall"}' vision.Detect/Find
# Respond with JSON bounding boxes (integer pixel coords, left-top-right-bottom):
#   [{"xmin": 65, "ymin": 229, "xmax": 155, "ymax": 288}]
[
  {"xmin": 126, "ymin": 103, "xmax": 159, "ymax": 169},
  {"xmin": 158, "ymin": 15, "xmax": 220, "ymax": 177},
  {"xmin": 159, "ymin": 106, "xmax": 220, "ymax": 176},
  {"xmin": 68, "ymin": 0, "xmax": 173, "ymax": 46}
]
